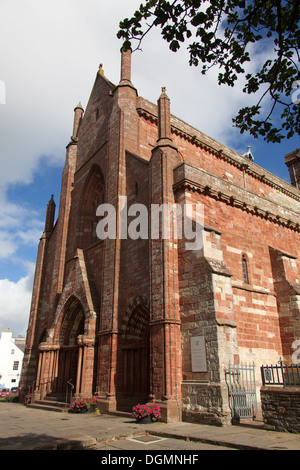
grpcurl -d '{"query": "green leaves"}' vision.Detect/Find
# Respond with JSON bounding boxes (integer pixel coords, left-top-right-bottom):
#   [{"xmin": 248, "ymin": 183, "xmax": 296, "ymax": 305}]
[
  {"xmin": 191, "ymin": 11, "xmax": 206, "ymax": 26},
  {"xmin": 117, "ymin": 0, "xmax": 300, "ymax": 143}
]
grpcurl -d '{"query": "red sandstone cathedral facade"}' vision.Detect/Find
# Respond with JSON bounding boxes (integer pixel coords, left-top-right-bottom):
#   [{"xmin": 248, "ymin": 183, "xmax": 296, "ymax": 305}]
[{"xmin": 20, "ymin": 49, "xmax": 300, "ymax": 424}]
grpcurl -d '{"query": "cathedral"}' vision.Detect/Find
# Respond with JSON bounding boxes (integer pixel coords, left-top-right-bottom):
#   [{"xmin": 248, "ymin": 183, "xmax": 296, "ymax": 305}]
[{"xmin": 19, "ymin": 49, "xmax": 300, "ymax": 424}]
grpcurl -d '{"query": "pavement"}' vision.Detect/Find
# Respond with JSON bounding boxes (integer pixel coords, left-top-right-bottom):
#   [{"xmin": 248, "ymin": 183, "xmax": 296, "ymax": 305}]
[{"xmin": 0, "ymin": 402, "xmax": 300, "ymax": 451}]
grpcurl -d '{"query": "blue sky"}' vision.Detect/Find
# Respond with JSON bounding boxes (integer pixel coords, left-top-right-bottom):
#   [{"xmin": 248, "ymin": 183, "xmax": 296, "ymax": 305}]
[{"xmin": 0, "ymin": 0, "xmax": 299, "ymax": 336}]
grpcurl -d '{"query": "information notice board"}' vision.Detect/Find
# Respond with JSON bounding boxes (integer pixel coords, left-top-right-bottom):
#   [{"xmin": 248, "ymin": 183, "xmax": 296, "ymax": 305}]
[{"xmin": 191, "ymin": 335, "xmax": 207, "ymax": 372}]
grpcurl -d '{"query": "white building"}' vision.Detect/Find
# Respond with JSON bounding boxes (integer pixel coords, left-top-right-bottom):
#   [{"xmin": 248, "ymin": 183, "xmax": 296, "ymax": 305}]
[{"xmin": 0, "ymin": 329, "xmax": 25, "ymax": 389}]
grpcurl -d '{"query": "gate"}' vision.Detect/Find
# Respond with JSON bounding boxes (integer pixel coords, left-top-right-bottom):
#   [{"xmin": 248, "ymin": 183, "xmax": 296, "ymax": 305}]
[{"xmin": 226, "ymin": 362, "xmax": 258, "ymax": 422}]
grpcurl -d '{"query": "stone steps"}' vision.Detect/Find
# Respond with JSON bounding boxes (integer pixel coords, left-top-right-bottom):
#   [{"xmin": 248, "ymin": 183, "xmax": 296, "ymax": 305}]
[
  {"xmin": 27, "ymin": 398, "xmax": 133, "ymax": 417},
  {"xmin": 28, "ymin": 398, "xmax": 70, "ymax": 413}
]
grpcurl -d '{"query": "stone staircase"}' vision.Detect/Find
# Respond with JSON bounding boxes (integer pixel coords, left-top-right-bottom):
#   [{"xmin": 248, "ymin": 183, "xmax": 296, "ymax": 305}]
[{"xmin": 28, "ymin": 394, "xmax": 71, "ymax": 413}]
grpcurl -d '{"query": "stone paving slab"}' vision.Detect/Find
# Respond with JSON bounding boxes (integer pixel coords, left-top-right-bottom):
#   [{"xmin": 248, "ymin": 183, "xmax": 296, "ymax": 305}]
[
  {"xmin": 149, "ymin": 421, "xmax": 300, "ymax": 451},
  {"xmin": 93, "ymin": 434, "xmax": 236, "ymax": 451},
  {"xmin": 0, "ymin": 403, "xmax": 300, "ymax": 451}
]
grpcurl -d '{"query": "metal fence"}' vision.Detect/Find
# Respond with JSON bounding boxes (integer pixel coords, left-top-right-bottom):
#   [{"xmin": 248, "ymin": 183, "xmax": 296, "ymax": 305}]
[
  {"xmin": 261, "ymin": 360, "xmax": 300, "ymax": 387},
  {"xmin": 226, "ymin": 362, "xmax": 258, "ymax": 421}
]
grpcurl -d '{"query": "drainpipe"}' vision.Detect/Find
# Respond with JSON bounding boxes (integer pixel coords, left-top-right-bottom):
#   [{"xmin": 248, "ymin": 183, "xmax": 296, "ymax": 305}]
[{"xmin": 242, "ymin": 164, "xmax": 249, "ymax": 189}]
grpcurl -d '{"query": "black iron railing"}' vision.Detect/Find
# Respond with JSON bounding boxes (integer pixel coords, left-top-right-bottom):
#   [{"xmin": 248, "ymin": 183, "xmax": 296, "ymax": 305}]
[{"xmin": 261, "ymin": 359, "xmax": 300, "ymax": 387}]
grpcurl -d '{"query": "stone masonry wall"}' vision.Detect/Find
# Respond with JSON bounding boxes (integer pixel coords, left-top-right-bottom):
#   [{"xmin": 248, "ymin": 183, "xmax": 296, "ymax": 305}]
[{"xmin": 261, "ymin": 386, "xmax": 300, "ymax": 433}]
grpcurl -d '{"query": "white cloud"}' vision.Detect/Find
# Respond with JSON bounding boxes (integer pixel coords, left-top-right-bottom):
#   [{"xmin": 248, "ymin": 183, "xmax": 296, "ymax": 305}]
[
  {"xmin": 16, "ymin": 227, "xmax": 44, "ymax": 246},
  {"xmin": 0, "ymin": 232, "xmax": 16, "ymax": 259},
  {"xmin": 0, "ymin": 264, "xmax": 35, "ymax": 336},
  {"xmin": 0, "ymin": 0, "xmax": 274, "ymax": 194},
  {"xmin": 0, "ymin": 0, "xmax": 143, "ymax": 190},
  {"xmin": 0, "ymin": 188, "xmax": 43, "ymax": 260}
]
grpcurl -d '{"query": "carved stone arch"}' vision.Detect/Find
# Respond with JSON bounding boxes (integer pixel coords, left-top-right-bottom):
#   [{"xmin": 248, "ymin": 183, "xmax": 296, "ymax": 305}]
[
  {"xmin": 117, "ymin": 296, "xmax": 150, "ymax": 410},
  {"xmin": 58, "ymin": 296, "xmax": 85, "ymax": 347},
  {"xmin": 121, "ymin": 296, "xmax": 149, "ymax": 340},
  {"xmin": 77, "ymin": 164, "xmax": 105, "ymax": 249},
  {"xmin": 52, "ymin": 292, "xmax": 87, "ymax": 345}
]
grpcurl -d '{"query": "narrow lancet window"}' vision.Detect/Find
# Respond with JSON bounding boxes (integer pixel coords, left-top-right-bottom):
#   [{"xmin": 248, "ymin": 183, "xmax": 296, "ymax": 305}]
[{"xmin": 242, "ymin": 255, "xmax": 249, "ymax": 284}]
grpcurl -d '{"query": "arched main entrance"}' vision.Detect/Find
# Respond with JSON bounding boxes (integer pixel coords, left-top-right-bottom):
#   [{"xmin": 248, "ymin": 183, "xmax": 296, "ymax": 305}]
[
  {"xmin": 54, "ymin": 298, "xmax": 85, "ymax": 395},
  {"xmin": 117, "ymin": 300, "xmax": 150, "ymax": 411},
  {"xmin": 33, "ymin": 296, "xmax": 96, "ymax": 402}
]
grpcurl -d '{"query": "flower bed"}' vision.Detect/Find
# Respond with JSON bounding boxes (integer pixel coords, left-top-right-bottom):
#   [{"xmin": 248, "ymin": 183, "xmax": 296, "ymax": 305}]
[
  {"xmin": 132, "ymin": 403, "xmax": 161, "ymax": 422},
  {"xmin": 23, "ymin": 394, "xmax": 31, "ymax": 405},
  {"xmin": 6, "ymin": 393, "xmax": 19, "ymax": 403},
  {"xmin": 69, "ymin": 396, "xmax": 98, "ymax": 413}
]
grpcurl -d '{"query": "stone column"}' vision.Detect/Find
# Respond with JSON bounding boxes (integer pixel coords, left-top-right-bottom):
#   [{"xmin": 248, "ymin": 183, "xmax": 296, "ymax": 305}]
[
  {"xmin": 148, "ymin": 87, "xmax": 182, "ymax": 422},
  {"xmin": 75, "ymin": 346, "xmax": 83, "ymax": 395},
  {"xmin": 35, "ymin": 351, "xmax": 43, "ymax": 391},
  {"xmin": 96, "ymin": 47, "xmax": 138, "ymax": 413}
]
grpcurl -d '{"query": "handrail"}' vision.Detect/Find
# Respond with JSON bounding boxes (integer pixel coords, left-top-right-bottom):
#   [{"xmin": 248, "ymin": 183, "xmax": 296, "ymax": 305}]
[
  {"xmin": 27, "ymin": 378, "xmax": 76, "ymax": 408},
  {"xmin": 27, "ymin": 380, "xmax": 36, "ymax": 404},
  {"xmin": 28, "ymin": 378, "xmax": 52, "ymax": 401},
  {"xmin": 39, "ymin": 379, "xmax": 52, "ymax": 396},
  {"xmin": 66, "ymin": 379, "xmax": 74, "ymax": 408}
]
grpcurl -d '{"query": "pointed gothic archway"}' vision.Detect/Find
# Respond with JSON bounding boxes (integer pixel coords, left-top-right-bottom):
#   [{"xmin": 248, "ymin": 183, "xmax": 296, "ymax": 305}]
[
  {"xmin": 117, "ymin": 298, "xmax": 150, "ymax": 411},
  {"xmin": 77, "ymin": 163, "xmax": 105, "ymax": 250},
  {"xmin": 54, "ymin": 297, "xmax": 85, "ymax": 396}
]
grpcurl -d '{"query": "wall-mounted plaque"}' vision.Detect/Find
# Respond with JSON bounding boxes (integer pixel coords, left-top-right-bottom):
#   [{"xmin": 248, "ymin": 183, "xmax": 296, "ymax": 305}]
[{"xmin": 191, "ymin": 335, "xmax": 207, "ymax": 372}]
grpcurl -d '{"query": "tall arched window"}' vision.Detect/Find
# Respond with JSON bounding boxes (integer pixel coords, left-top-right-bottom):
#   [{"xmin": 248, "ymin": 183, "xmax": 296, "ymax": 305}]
[
  {"xmin": 79, "ymin": 165, "xmax": 105, "ymax": 249},
  {"xmin": 242, "ymin": 255, "xmax": 249, "ymax": 284},
  {"xmin": 90, "ymin": 192, "xmax": 104, "ymax": 244}
]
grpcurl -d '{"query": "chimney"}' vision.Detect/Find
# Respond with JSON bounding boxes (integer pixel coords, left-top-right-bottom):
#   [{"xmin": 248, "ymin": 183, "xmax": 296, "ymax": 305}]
[{"xmin": 285, "ymin": 149, "xmax": 300, "ymax": 189}]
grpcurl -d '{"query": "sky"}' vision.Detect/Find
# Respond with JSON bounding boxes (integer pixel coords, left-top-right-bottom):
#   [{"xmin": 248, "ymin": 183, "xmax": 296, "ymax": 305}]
[{"xmin": 0, "ymin": 0, "xmax": 299, "ymax": 337}]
